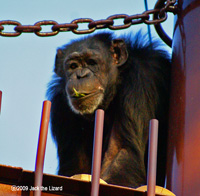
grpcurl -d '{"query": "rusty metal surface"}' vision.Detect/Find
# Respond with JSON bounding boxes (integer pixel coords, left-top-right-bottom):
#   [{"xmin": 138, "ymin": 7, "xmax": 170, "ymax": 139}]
[{"xmin": 166, "ymin": 0, "xmax": 200, "ymax": 195}]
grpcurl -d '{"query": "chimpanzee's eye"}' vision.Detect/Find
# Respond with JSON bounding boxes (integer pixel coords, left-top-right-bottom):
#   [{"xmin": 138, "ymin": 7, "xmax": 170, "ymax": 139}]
[
  {"xmin": 87, "ymin": 59, "xmax": 97, "ymax": 66},
  {"xmin": 70, "ymin": 63, "xmax": 78, "ymax": 69}
]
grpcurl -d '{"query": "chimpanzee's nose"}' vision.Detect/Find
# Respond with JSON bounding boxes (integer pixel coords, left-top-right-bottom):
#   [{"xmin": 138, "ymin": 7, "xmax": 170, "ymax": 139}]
[{"xmin": 76, "ymin": 68, "xmax": 93, "ymax": 79}]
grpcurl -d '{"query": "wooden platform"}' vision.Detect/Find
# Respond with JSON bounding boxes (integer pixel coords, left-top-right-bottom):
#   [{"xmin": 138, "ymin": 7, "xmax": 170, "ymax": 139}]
[{"xmin": 0, "ymin": 164, "xmax": 168, "ymax": 196}]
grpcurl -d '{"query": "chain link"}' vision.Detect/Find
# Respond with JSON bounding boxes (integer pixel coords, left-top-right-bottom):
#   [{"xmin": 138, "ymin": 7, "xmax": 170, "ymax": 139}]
[
  {"xmin": 71, "ymin": 18, "xmax": 96, "ymax": 34},
  {"xmin": 0, "ymin": 0, "xmax": 177, "ymax": 37},
  {"xmin": 106, "ymin": 14, "xmax": 132, "ymax": 30},
  {"xmin": 143, "ymin": 9, "xmax": 167, "ymax": 24},
  {"xmin": 34, "ymin": 20, "xmax": 59, "ymax": 36},
  {"xmin": 0, "ymin": 20, "xmax": 21, "ymax": 37},
  {"xmin": 15, "ymin": 25, "xmax": 42, "ymax": 33},
  {"xmin": 124, "ymin": 14, "xmax": 149, "ymax": 25}
]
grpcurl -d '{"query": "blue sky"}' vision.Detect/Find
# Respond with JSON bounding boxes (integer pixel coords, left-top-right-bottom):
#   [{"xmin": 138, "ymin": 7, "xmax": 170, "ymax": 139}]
[{"xmin": 0, "ymin": 0, "xmax": 174, "ymax": 175}]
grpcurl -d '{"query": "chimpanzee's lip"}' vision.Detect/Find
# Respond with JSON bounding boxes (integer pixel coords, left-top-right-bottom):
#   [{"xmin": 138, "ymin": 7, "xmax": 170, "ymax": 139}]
[{"xmin": 71, "ymin": 90, "xmax": 100, "ymax": 99}]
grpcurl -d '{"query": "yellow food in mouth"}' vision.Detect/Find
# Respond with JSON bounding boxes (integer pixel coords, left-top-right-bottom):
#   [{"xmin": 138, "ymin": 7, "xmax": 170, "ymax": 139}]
[{"xmin": 73, "ymin": 88, "xmax": 86, "ymax": 98}]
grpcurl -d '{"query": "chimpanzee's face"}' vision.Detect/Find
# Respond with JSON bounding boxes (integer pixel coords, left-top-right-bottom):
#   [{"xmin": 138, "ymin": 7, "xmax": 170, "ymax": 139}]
[
  {"xmin": 64, "ymin": 48, "xmax": 108, "ymax": 115},
  {"xmin": 54, "ymin": 36, "xmax": 128, "ymax": 115}
]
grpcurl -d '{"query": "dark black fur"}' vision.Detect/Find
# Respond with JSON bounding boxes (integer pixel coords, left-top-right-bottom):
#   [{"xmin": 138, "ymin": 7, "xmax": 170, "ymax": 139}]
[{"xmin": 47, "ymin": 32, "xmax": 171, "ymax": 188}]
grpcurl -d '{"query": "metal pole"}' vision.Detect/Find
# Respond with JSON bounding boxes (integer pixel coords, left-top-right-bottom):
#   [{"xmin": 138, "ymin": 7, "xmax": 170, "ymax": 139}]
[
  {"xmin": 34, "ymin": 100, "xmax": 51, "ymax": 196},
  {"xmin": 91, "ymin": 109, "xmax": 104, "ymax": 196},
  {"xmin": 147, "ymin": 119, "xmax": 158, "ymax": 196}
]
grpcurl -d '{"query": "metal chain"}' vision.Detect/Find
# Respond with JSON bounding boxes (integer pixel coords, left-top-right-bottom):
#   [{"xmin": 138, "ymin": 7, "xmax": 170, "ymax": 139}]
[{"xmin": 0, "ymin": 0, "xmax": 177, "ymax": 37}]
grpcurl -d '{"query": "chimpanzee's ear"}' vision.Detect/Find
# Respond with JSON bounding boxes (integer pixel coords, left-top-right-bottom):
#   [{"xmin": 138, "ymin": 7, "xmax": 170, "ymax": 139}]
[
  {"xmin": 54, "ymin": 49, "xmax": 65, "ymax": 77},
  {"xmin": 111, "ymin": 39, "xmax": 128, "ymax": 66}
]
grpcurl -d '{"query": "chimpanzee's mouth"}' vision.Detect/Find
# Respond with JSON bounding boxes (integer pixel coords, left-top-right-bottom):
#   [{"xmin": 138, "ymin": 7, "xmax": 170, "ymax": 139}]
[
  {"xmin": 70, "ymin": 86, "xmax": 104, "ymax": 100},
  {"xmin": 71, "ymin": 91, "xmax": 100, "ymax": 99}
]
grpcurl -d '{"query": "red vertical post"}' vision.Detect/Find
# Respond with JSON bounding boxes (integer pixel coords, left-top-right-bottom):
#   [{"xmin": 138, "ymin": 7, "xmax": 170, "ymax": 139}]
[
  {"xmin": 167, "ymin": 0, "xmax": 200, "ymax": 195},
  {"xmin": 147, "ymin": 119, "xmax": 158, "ymax": 196},
  {"xmin": 0, "ymin": 91, "xmax": 2, "ymax": 114},
  {"xmin": 91, "ymin": 109, "xmax": 104, "ymax": 196},
  {"xmin": 34, "ymin": 100, "xmax": 51, "ymax": 196}
]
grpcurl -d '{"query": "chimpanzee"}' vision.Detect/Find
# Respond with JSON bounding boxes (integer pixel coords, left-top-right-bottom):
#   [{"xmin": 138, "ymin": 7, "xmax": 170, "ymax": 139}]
[{"xmin": 47, "ymin": 32, "xmax": 171, "ymax": 188}]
